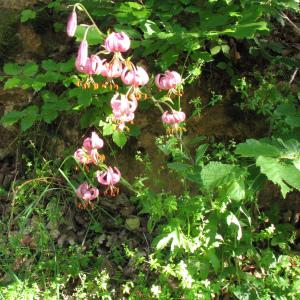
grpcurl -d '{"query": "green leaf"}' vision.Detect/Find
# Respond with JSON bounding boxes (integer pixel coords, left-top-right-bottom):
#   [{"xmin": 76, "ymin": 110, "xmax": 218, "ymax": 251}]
[
  {"xmin": 21, "ymin": 117, "xmax": 35, "ymax": 131},
  {"xmin": 221, "ymin": 44, "xmax": 230, "ymax": 54},
  {"xmin": 280, "ymin": 164, "xmax": 300, "ymax": 192},
  {"xmin": 255, "ymin": 156, "xmax": 300, "ymax": 197},
  {"xmin": 231, "ymin": 22, "xmax": 269, "ymax": 38},
  {"xmin": 69, "ymin": 88, "xmax": 93, "ymax": 106},
  {"xmin": 156, "ymin": 232, "xmax": 175, "ymax": 250},
  {"xmin": 23, "ymin": 62, "xmax": 38, "ymax": 77},
  {"xmin": 167, "ymin": 162, "xmax": 191, "ymax": 172},
  {"xmin": 158, "ymin": 49, "xmax": 179, "ymax": 69},
  {"xmin": 103, "ymin": 123, "xmax": 115, "ymax": 136},
  {"xmin": 3, "ymin": 63, "xmax": 21, "ymax": 75},
  {"xmin": 294, "ymin": 159, "xmax": 300, "ymax": 171},
  {"xmin": 128, "ymin": 124, "xmax": 141, "ymax": 137},
  {"xmin": 59, "ymin": 59, "xmax": 75, "ymax": 73},
  {"xmin": 201, "ymin": 162, "xmax": 235, "ymax": 190},
  {"xmin": 75, "ymin": 25, "xmax": 104, "ymax": 45},
  {"xmin": 41, "ymin": 59, "xmax": 57, "ymax": 71},
  {"xmin": 208, "ymin": 249, "xmax": 220, "ymax": 273},
  {"xmin": 4, "ymin": 77, "xmax": 20, "ymax": 89},
  {"xmin": 20, "ymin": 105, "xmax": 39, "ymax": 131},
  {"xmin": 210, "ymin": 46, "xmax": 221, "ymax": 56},
  {"xmin": 227, "ymin": 180, "xmax": 245, "ymax": 201},
  {"xmin": 141, "ymin": 20, "xmax": 160, "ymax": 38},
  {"xmin": 41, "ymin": 105, "xmax": 58, "ymax": 123},
  {"xmin": 1, "ymin": 111, "xmax": 22, "ymax": 126},
  {"xmin": 112, "ymin": 131, "xmax": 127, "ymax": 148},
  {"xmin": 195, "ymin": 144, "xmax": 208, "ymax": 165},
  {"xmin": 236, "ymin": 139, "xmax": 281, "ymax": 158},
  {"xmin": 20, "ymin": 9, "xmax": 36, "ymax": 23},
  {"xmin": 32, "ymin": 81, "xmax": 46, "ymax": 91}
]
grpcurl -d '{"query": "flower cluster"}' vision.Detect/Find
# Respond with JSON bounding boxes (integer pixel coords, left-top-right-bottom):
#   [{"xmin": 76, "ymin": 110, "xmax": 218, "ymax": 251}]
[
  {"xmin": 74, "ymin": 132, "xmax": 121, "ymax": 208},
  {"xmin": 67, "ymin": 6, "xmax": 186, "ymax": 133}
]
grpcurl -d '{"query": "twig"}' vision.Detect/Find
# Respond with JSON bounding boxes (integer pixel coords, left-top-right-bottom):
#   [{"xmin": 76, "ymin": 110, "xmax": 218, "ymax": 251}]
[
  {"xmin": 280, "ymin": 12, "xmax": 300, "ymax": 36},
  {"xmin": 289, "ymin": 68, "xmax": 298, "ymax": 85}
]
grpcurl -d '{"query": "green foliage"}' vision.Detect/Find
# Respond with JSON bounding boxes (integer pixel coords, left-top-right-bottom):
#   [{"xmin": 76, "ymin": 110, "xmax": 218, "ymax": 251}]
[
  {"xmin": 1, "ymin": 1, "xmax": 300, "ymax": 298},
  {"xmin": 20, "ymin": 9, "xmax": 37, "ymax": 23},
  {"xmin": 236, "ymin": 138, "xmax": 300, "ymax": 196}
]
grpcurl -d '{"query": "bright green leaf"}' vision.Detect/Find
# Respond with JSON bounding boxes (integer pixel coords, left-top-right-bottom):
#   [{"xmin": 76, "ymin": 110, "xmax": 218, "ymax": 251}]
[
  {"xmin": 3, "ymin": 63, "xmax": 21, "ymax": 75},
  {"xmin": 112, "ymin": 130, "xmax": 127, "ymax": 148}
]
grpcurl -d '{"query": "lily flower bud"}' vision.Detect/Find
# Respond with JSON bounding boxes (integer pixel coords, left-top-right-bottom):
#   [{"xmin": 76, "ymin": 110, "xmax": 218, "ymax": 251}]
[
  {"xmin": 75, "ymin": 40, "xmax": 88, "ymax": 72},
  {"xmin": 67, "ymin": 10, "xmax": 77, "ymax": 37}
]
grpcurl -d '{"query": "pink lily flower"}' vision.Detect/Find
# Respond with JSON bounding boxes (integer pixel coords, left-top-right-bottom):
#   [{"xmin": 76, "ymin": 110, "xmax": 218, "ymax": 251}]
[
  {"xmin": 75, "ymin": 40, "xmax": 88, "ymax": 72},
  {"xmin": 111, "ymin": 93, "xmax": 138, "ymax": 129},
  {"xmin": 83, "ymin": 132, "xmax": 104, "ymax": 151},
  {"xmin": 155, "ymin": 70, "xmax": 182, "ymax": 90},
  {"xmin": 104, "ymin": 32, "xmax": 131, "ymax": 53},
  {"xmin": 76, "ymin": 182, "xmax": 99, "ymax": 209},
  {"xmin": 162, "ymin": 110, "xmax": 186, "ymax": 124},
  {"xmin": 161, "ymin": 110, "xmax": 186, "ymax": 134},
  {"xmin": 74, "ymin": 148, "xmax": 103, "ymax": 165},
  {"xmin": 67, "ymin": 10, "xmax": 77, "ymax": 37},
  {"xmin": 96, "ymin": 167, "xmax": 121, "ymax": 196},
  {"xmin": 121, "ymin": 66, "xmax": 149, "ymax": 87},
  {"xmin": 82, "ymin": 55, "xmax": 105, "ymax": 75},
  {"xmin": 101, "ymin": 60, "xmax": 123, "ymax": 79},
  {"xmin": 74, "ymin": 148, "xmax": 93, "ymax": 165}
]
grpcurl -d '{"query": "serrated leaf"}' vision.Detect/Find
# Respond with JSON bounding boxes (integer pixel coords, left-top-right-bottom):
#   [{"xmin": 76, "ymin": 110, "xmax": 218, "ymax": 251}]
[
  {"xmin": 236, "ymin": 139, "xmax": 281, "ymax": 158},
  {"xmin": 3, "ymin": 63, "xmax": 21, "ymax": 75},
  {"xmin": 201, "ymin": 162, "xmax": 235, "ymax": 190},
  {"xmin": 256, "ymin": 156, "xmax": 291, "ymax": 197},
  {"xmin": 280, "ymin": 164, "xmax": 300, "ymax": 192},
  {"xmin": 112, "ymin": 130, "xmax": 127, "ymax": 148}
]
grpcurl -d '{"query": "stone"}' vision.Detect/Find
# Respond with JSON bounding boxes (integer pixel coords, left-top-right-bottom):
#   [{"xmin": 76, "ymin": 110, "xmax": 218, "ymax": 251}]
[{"xmin": 125, "ymin": 216, "xmax": 140, "ymax": 231}]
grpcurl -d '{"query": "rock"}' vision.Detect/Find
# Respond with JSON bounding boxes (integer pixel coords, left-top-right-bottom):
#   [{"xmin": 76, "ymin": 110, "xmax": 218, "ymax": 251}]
[{"xmin": 125, "ymin": 216, "xmax": 140, "ymax": 231}]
